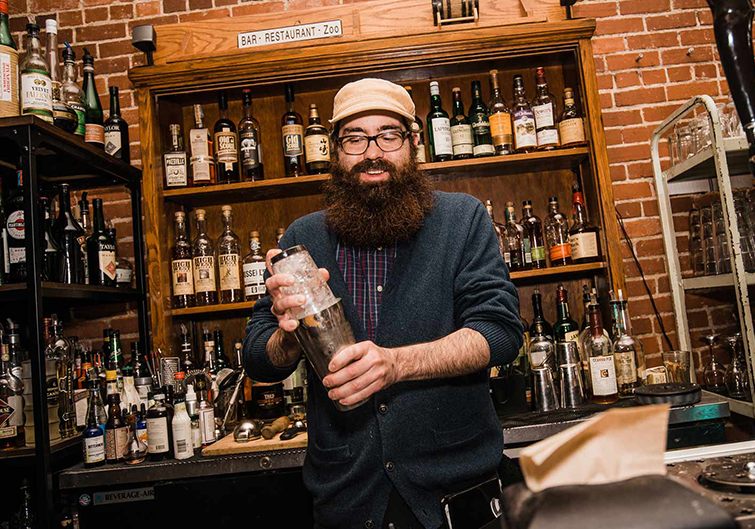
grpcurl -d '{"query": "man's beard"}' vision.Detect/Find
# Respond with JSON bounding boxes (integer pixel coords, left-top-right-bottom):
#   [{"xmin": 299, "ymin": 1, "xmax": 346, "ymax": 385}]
[{"xmin": 323, "ymin": 149, "xmax": 435, "ymax": 248}]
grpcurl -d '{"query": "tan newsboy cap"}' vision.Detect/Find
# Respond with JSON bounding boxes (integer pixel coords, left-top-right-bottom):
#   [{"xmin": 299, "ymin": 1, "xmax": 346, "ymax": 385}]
[{"xmin": 330, "ymin": 78, "xmax": 416, "ymax": 124}]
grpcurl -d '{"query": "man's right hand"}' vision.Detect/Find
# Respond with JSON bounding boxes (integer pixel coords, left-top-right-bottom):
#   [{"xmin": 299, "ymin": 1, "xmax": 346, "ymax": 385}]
[{"xmin": 265, "ymin": 249, "xmax": 330, "ymax": 332}]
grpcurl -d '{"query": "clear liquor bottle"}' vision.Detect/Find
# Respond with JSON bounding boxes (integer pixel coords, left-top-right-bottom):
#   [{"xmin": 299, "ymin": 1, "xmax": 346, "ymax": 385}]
[
  {"xmin": 20, "ymin": 23, "xmax": 52, "ymax": 123},
  {"xmin": 242, "ymin": 230, "xmax": 266, "ymax": 301},
  {"xmin": 521, "ymin": 200, "xmax": 546, "ymax": 269},
  {"xmin": 82, "ymin": 48, "xmax": 104, "ymax": 148},
  {"xmin": 426, "ymin": 81, "xmax": 453, "ymax": 162},
  {"xmin": 239, "ymin": 89, "xmax": 264, "ymax": 181},
  {"xmin": 164, "ymin": 124, "xmax": 189, "ymax": 189},
  {"xmin": 281, "ymin": 83, "xmax": 305, "ymax": 177},
  {"xmin": 544, "ymin": 196, "xmax": 573, "ymax": 266},
  {"xmin": 189, "ymin": 104, "xmax": 216, "ymax": 186},
  {"xmin": 512, "ymin": 75, "xmax": 536, "ymax": 153},
  {"xmin": 488, "ymin": 69, "xmax": 513, "ymax": 155},
  {"xmin": 214, "ymin": 91, "xmax": 239, "ymax": 184},
  {"xmin": 53, "ymin": 183, "xmax": 85, "ymax": 285},
  {"xmin": 449, "ymin": 87, "xmax": 473, "ymax": 160},
  {"xmin": 304, "ymin": 103, "xmax": 331, "ymax": 174},
  {"xmin": 610, "ymin": 290, "xmax": 643, "ymax": 398},
  {"xmin": 528, "ymin": 287, "xmax": 555, "ymax": 374},
  {"xmin": 86, "ymin": 198, "xmax": 116, "ymax": 287},
  {"xmin": 558, "ymin": 87, "xmax": 587, "ymax": 148},
  {"xmin": 104, "ymin": 86, "xmax": 129, "ymax": 162},
  {"xmin": 484, "ymin": 200, "xmax": 506, "ymax": 262},
  {"xmin": 171, "ymin": 211, "xmax": 195, "ymax": 308},
  {"xmin": 41, "ymin": 196, "xmax": 60, "ymax": 283},
  {"xmin": 586, "ymin": 295, "xmax": 618, "ymax": 404},
  {"xmin": 0, "ymin": 0, "xmax": 18, "ymax": 119},
  {"xmin": 45, "ymin": 19, "xmax": 76, "ymax": 133},
  {"xmin": 532, "ymin": 67, "xmax": 559, "ymax": 150},
  {"xmin": 507, "ymin": 201, "xmax": 530, "ymax": 270},
  {"xmin": 217, "ymin": 205, "xmax": 242, "ymax": 304},
  {"xmin": 48, "ymin": 314, "xmax": 75, "ymax": 437},
  {"xmin": 192, "ymin": 209, "xmax": 217, "ymax": 306},
  {"xmin": 568, "ymin": 180, "xmax": 601, "ymax": 264},
  {"xmin": 404, "ymin": 86, "xmax": 427, "ymax": 163},
  {"xmin": 503, "ymin": 202, "xmax": 524, "ymax": 272},
  {"xmin": 60, "ymin": 44, "xmax": 85, "ymax": 137},
  {"xmin": 468, "ymin": 80, "xmax": 495, "ymax": 157}
]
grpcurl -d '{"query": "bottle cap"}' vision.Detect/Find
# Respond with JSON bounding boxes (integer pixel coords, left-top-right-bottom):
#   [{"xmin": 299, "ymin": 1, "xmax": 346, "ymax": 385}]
[
  {"xmin": 490, "ymin": 69, "xmax": 499, "ymax": 75},
  {"xmin": 174, "ymin": 371, "xmax": 185, "ymax": 380},
  {"xmin": 222, "ymin": 205, "xmax": 232, "ymax": 215},
  {"xmin": 452, "ymin": 86, "xmax": 460, "ymax": 92},
  {"xmin": 186, "ymin": 384, "xmax": 196, "ymax": 400},
  {"xmin": 26, "ymin": 23, "xmax": 39, "ymax": 33},
  {"xmin": 45, "ymin": 19, "xmax": 57, "ymax": 35},
  {"xmin": 194, "ymin": 208, "xmax": 206, "ymax": 219},
  {"xmin": 175, "ymin": 211, "xmax": 185, "ymax": 221},
  {"xmin": 106, "ymin": 370, "xmax": 117, "ymax": 381},
  {"xmin": 251, "ymin": 230, "xmax": 259, "ymax": 237}
]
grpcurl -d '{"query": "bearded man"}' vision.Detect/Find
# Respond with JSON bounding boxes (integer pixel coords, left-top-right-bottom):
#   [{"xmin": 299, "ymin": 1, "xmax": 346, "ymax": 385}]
[{"xmin": 243, "ymin": 78, "xmax": 522, "ymax": 529}]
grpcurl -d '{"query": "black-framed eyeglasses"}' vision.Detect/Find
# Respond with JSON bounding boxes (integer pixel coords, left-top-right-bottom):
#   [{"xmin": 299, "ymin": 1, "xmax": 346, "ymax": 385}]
[{"xmin": 336, "ymin": 130, "xmax": 409, "ymax": 155}]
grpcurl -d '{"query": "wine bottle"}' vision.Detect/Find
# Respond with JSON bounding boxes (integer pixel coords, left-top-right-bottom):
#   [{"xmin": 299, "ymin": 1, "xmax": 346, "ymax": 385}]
[
  {"xmin": 189, "ymin": 104, "xmax": 216, "ymax": 186},
  {"xmin": 242, "ymin": 230, "xmax": 266, "ymax": 301},
  {"xmin": 41, "ymin": 196, "xmax": 60, "ymax": 282},
  {"xmin": 532, "ymin": 67, "xmax": 559, "ymax": 151},
  {"xmin": 86, "ymin": 198, "xmax": 116, "ymax": 287},
  {"xmin": 52, "ymin": 183, "xmax": 85, "ymax": 284},
  {"xmin": 512, "ymin": 75, "xmax": 536, "ymax": 153},
  {"xmin": 104, "ymin": 86, "xmax": 129, "ymax": 162},
  {"xmin": 82, "ymin": 48, "xmax": 104, "ymax": 149},
  {"xmin": 404, "ymin": 85, "xmax": 427, "ymax": 163},
  {"xmin": 5, "ymin": 171, "xmax": 26, "ymax": 283}
]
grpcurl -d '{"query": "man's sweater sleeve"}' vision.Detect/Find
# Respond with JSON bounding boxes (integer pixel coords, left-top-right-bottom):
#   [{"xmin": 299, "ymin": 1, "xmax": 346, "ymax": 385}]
[{"xmin": 454, "ymin": 200, "xmax": 524, "ymax": 368}]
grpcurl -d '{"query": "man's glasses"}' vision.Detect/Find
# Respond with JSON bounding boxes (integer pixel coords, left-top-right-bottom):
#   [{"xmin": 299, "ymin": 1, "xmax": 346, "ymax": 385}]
[{"xmin": 336, "ymin": 130, "xmax": 409, "ymax": 155}]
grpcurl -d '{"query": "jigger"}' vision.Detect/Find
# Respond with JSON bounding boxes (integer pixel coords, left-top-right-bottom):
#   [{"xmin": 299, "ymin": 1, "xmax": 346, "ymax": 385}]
[
  {"xmin": 532, "ymin": 366, "xmax": 560, "ymax": 412},
  {"xmin": 557, "ymin": 341, "xmax": 581, "ymax": 366},
  {"xmin": 559, "ymin": 363, "xmax": 586, "ymax": 408}
]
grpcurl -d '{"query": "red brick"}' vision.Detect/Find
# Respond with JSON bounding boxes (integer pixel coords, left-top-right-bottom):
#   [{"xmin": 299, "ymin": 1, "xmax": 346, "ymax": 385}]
[
  {"xmin": 686, "ymin": 310, "xmax": 710, "ymax": 329},
  {"xmin": 179, "ymin": 8, "xmax": 231, "ymax": 21},
  {"xmin": 626, "ymin": 32, "xmax": 679, "ymax": 50},
  {"xmin": 631, "ymin": 294, "xmax": 674, "ymax": 315},
  {"xmin": 608, "ymin": 143, "xmax": 651, "ymax": 164},
  {"xmin": 670, "ymin": 195, "xmax": 693, "ymax": 212},
  {"xmin": 662, "ymin": 46, "xmax": 714, "ymax": 65},
  {"xmin": 667, "ymin": 66, "xmax": 693, "ymax": 82},
  {"xmin": 84, "ymin": 6, "xmax": 109, "ymax": 23},
  {"xmin": 616, "ymin": 201, "xmax": 642, "ymax": 218},
  {"xmin": 98, "ymin": 56, "xmax": 130, "ymax": 75},
  {"xmin": 599, "ymin": 92, "xmax": 613, "ymax": 109},
  {"xmin": 136, "ymin": 1, "xmax": 162, "ymax": 17},
  {"xmin": 680, "ymin": 29, "xmax": 714, "ymax": 46},
  {"xmin": 594, "ymin": 36, "xmax": 626, "ymax": 55},
  {"xmin": 127, "ymin": 15, "xmax": 179, "ymax": 31},
  {"xmin": 32, "ymin": 0, "xmax": 78, "ymax": 10},
  {"xmin": 622, "ymin": 124, "xmax": 656, "ymax": 144},
  {"xmin": 613, "ymin": 181, "xmax": 654, "ymax": 201},
  {"xmin": 59, "ymin": 10, "xmax": 83, "ymax": 26},
  {"xmin": 698, "ymin": 9, "xmax": 713, "ymax": 24},
  {"xmin": 595, "ymin": 17, "xmax": 645, "ymax": 36},
  {"xmin": 694, "ymin": 64, "xmax": 718, "ymax": 79},
  {"xmin": 620, "ymin": 0, "xmax": 670, "ymax": 14},
  {"xmin": 572, "ymin": 1, "xmax": 618, "ymax": 18},
  {"xmin": 626, "ymin": 161, "xmax": 653, "ymax": 179},
  {"xmin": 673, "ymin": 0, "xmax": 705, "ymax": 7},
  {"xmin": 626, "ymin": 278, "xmax": 653, "ymax": 298},
  {"xmin": 602, "ymin": 109, "xmax": 643, "ymax": 127},
  {"xmin": 597, "ymin": 74, "xmax": 613, "ymax": 90},
  {"xmin": 189, "ymin": 0, "xmax": 212, "ymax": 8},
  {"xmin": 110, "ymin": 4, "xmax": 134, "ymax": 20},
  {"xmin": 97, "ymin": 39, "xmax": 132, "ymax": 58},
  {"xmin": 666, "ymin": 80, "xmax": 719, "ymax": 101},
  {"xmin": 615, "ymin": 86, "xmax": 667, "ymax": 107},
  {"xmin": 8, "ymin": 0, "xmax": 26, "ymax": 12},
  {"xmin": 107, "ymin": 74, "xmax": 135, "ymax": 92},
  {"xmin": 595, "ymin": 57, "xmax": 606, "ymax": 73},
  {"xmin": 615, "ymin": 71, "xmax": 640, "ymax": 88},
  {"xmin": 232, "ymin": 1, "xmax": 285, "ymax": 16},
  {"xmin": 646, "ymin": 12, "xmax": 698, "ymax": 31},
  {"xmin": 642, "ymin": 103, "xmax": 681, "ymax": 122},
  {"xmin": 606, "ymin": 51, "xmax": 660, "ymax": 71},
  {"xmin": 656, "ymin": 276, "xmax": 670, "ymax": 294},
  {"xmin": 164, "ymin": 0, "xmax": 187, "ymax": 12},
  {"xmin": 643, "ymin": 69, "xmax": 667, "ymax": 85},
  {"xmin": 604, "ymin": 128, "xmax": 622, "ymax": 145},
  {"xmin": 214, "ymin": 0, "xmax": 238, "ymax": 5},
  {"xmin": 632, "ymin": 317, "xmax": 654, "ymax": 335},
  {"xmin": 77, "ymin": 22, "xmax": 126, "ymax": 42},
  {"xmin": 642, "ymin": 200, "xmax": 659, "ymax": 217},
  {"xmin": 635, "ymin": 236, "xmax": 664, "ymax": 256}
]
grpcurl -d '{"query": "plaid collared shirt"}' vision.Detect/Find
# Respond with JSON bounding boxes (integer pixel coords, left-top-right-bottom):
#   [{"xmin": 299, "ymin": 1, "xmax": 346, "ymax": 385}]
[{"xmin": 335, "ymin": 242, "xmax": 397, "ymax": 342}]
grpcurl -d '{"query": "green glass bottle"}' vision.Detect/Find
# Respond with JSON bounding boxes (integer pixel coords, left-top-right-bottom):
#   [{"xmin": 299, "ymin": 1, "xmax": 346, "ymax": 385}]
[
  {"xmin": 449, "ymin": 87, "xmax": 473, "ymax": 160},
  {"xmin": 468, "ymin": 80, "xmax": 495, "ymax": 158},
  {"xmin": 82, "ymin": 48, "xmax": 104, "ymax": 149},
  {"xmin": 554, "ymin": 284, "xmax": 579, "ymax": 344},
  {"xmin": 426, "ymin": 81, "xmax": 453, "ymax": 162},
  {"xmin": 0, "ymin": 0, "xmax": 18, "ymax": 119}
]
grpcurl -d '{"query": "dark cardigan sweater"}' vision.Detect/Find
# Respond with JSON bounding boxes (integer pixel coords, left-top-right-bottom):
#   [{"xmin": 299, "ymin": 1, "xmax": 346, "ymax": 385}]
[{"xmin": 243, "ymin": 191, "xmax": 523, "ymax": 529}]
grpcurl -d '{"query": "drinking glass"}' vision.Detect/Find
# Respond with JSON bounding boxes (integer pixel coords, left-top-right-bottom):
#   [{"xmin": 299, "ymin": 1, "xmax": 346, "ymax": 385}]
[
  {"xmin": 662, "ymin": 351, "xmax": 691, "ymax": 383},
  {"xmin": 689, "ymin": 209, "xmax": 704, "ymax": 277},
  {"xmin": 712, "ymin": 202, "xmax": 732, "ymax": 274},
  {"xmin": 668, "ymin": 133, "xmax": 679, "ymax": 166},
  {"xmin": 716, "ymin": 102, "xmax": 729, "ymax": 138},
  {"xmin": 701, "ymin": 206, "xmax": 719, "ymax": 275},
  {"xmin": 678, "ymin": 126, "xmax": 694, "ymax": 160},
  {"xmin": 733, "ymin": 195, "xmax": 755, "ymax": 271},
  {"xmin": 725, "ymin": 333, "xmax": 750, "ymax": 400},
  {"xmin": 703, "ymin": 334, "xmax": 727, "ymax": 393}
]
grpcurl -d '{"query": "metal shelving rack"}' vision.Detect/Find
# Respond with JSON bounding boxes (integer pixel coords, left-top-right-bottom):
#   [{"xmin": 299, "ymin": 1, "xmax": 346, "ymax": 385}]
[
  {"xmin": 651, "ymin": 95, "xmax": 755, "ymax": 419},
  {"xmin": 0, "ymin": 116, "xmax": 149, "ymax": 529}
]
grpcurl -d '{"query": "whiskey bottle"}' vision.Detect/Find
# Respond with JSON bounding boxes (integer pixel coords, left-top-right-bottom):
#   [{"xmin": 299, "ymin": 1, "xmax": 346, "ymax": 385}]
[
  {"xmin": 304, "ymin": 103, "xmax": 331, "ymax": 174},
  {"xmin": 239, "ymin": 89, "xmax": 264, "ymax": 181},
  {"xmin": 281, "ymin": 83, "xmax": 305, "ymax": 177},
  {"xmin": 192, "ymin": 209, "xmax": 217, "ymax": 306},
  {"xmin": 242, "ymin": 230, "xmax": 266, "ymax": 301},
  {"xmin": 61, "ymin": 44, "xmax": 85, "ymax": 137},
  {"xmin": 5, "ymin": 171, "xmax": 25, "ymax": 283},
  {"xmin": 20, "ymin": 23, "xmax": 52, "ymax": 123},
  {"xmin": 449, "ymin": 87, "xmax": 473, "ymax": 160},
  {"xmin": 104, "ymin": 86, "xmax": 129, "ymax": 162},
  {"xmin": 568, "ymin": 180, "xmax": 601, "ymax": 263},
  {"xmin": 507, "ymin": 202, "xmax": 531, "ymax": 270},
  {"xmin": 610, "ymin": 290, "xmax": 643, "ymax": 398},
  {"xmin": 553, "ymin": 284, "xmax": 579, "ymax": 344},
  {"xmin": 522, "ymin": 201, "xmax": 546, "ymax": 269},
  {"xmin": 53, "ymin": 183, "xmax": 85, "ymax": 285},
  {"xmin": 586, "ymin": 296, "xmax": 618, "ymax": 405},
  {"xmin": 488, "ymin": 70, "xmax": 513, "ymax": 155},
  {"xmin": 45, "ymin": 20, "xmax": 76, "ymax": 133},
  {"xmin": 511, "ymin": 75, "xmax": 536, "ymax": 153},
  {"xmin": 0, "ymin": 0, "xmax": 18, "ymax": 119},
  {"xmin": 426, "ymin": 81, "xmax": 453, "ymax": 162},
  {"xmin": 41, "ymin": 196, "xmax": 60, "ymax": 283},
  {"xmin": 217, "ymin": 205, "xmax": 242, "ymax": 304},
  {"xmin": 105, "ymin": 393, "xmax": 128, "ymax": 463},
  {"xmin": 171, "ymin": 211, "xmax": 195, "ymax": 309},
  {"xmin": 214, "ymin": 91, "xmax": 239, "ymax": 184},
  {"xmin": 77, "ymin": 193, "xmax": 92, "ymax": 285},
  {"xmin": 558, "ymin": 87, "xmax": 587, "ymax": 148},
  {"xmin": 544, "ymin": 196, "xmax": 572, "ymax": 266},
  {"xmin": 484, "ymin": 200, "xmax": 506, "ymax": 261},
  {"xmin": 86, "ymin": 198, "xmax": 116, "ymax": 287},
  {"xmin": 404, "ymin": 85, "xmax": 427, "ymax": 163},
  {"xmin": 532, "ymin": 67, "xmax": 559, "ymax": 150},
  {"xmin": 82, "ymin": 48, "xmax": 104, "ymax": 148},
  {"xmin": 163, "ymin": 124, "xmax": 189, "ymax": 189},
  {"xmin": 468, "ymin": 80, "xmax": 495, "ymax": 158},
  {"xmin": 189, "ymin": 104, "xmax": 216, "ymax": 186},
  {"xmin": 503, "ymin": 203, "xmax": 524, "ymax": 272}
]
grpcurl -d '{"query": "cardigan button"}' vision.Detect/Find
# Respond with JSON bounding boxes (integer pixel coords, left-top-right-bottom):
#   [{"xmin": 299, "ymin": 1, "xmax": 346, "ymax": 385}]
[
  {"xmin": 385, "ymin": 461, "xmax": 394, "ymax": 472},
  {"xmin": 379, "ymin": 404, "xmax": 388, "ymax": 414},
  {"xmin": 365, "ymin": 520, "xmax": 374, "ymax": 529}
]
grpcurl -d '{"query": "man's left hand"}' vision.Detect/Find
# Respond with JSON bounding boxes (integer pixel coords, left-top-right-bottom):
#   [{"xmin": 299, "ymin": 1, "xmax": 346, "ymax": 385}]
[{"xmin": 322, "ymin": 341, "xmax": 400, "ymax": 407}]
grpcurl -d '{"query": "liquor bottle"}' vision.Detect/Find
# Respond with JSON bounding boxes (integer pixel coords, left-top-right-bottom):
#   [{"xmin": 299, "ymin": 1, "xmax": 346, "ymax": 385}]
[
  {"xmin": 163, "ymin": 124, "xmax": 189, "ymax": 189},
  {"xmin": 19, "ymin": 23, "xmax": 52, "ymax": 123},
  {"xmin": 115, "ymin": 239, "xmax": 133, "ymax": 288},
  {"xmin": 104, "ymin": 86, "xmax": 129, "ymax": 162},
  {"xmin": 449, "ymin": 87, "xmax": 473, "ymax": 160},
  {"xmin": 239, "ymin": 89, "xmax": 264, "ymax": 181},
  {"xmin": 171, "ymin": 211, "xmax": 195, "ymax": 308},
  {"xmin": 105, "ymin": 393, "xmax": 128, "ymax": 463},
  {"xmin": 242, "ymin": 230, "xmax": 266, "ymax": 301},
  {"xmin": 83, "ymin": 378, "xmax": 106, "ymax": 467},
  {"xmin": 281, "ymin": 83, "xmax": 305, "ymax": 177},
  {"xmin": 45, "ymin": 20, "xmax": 76, "ymax": 133},
  {"xmin": 488, "ymin": 70, "xmax": 513, "ymax": 155},
  {"xmin": 554, "ymin": 284, "xmax": 580, "ymax": 343},
  {"xmin": 568, "ymin": 180, "xmax": 601, "ymax": 264},
  {"xmin": 192, "ymin": 209, "xmax": 217, "ymax": 306},
  {"xmin": 86, "ymin": 198, "xmax": 116, "ymax": 286},
  {"xmin": 484, "ymin": 200, "xmax": 506, "ymax": 261},
  {"xmin": 53, "ymin": 183, "xmax": 85, "ymax": 285},
  {"xmin": 196, "ymin": 376, "xmax": 216, "ymax": 445},
  {"xmin": 276, "ymin": 227, "xmax": 285, "ymax": 244},
  {"xmin": 468, "ymin": 80, "xmax": 495, "ymax": 158},
  {"xmin": 512, "ymin": 75, "xmax": 536, "ymax": 153},
  {"xmin": 0, "ymin": 340, "xmax": 24, "ymax": 449},
  {"xmin": 185, "ymin": 384, "xmax": 201, "ymax": 450},
  {"xmin": 82, "ymin": 48, "xmax": 104, "ymax": 148},
  {"xmin": 558, "ymin": 87, "xmax": 586, "ymax": 148},
  {"xmin": 61, "ymin": 44, "xmax": 85, "ymax": 137},
  {"xmin": 522, "ymin": 201, "xmax": 546, "ymax": 270},
  {"xmin": 189, "ymin": 104, "xmax": 216, "ymax": 186},
  {"xmin": 41, "ymin": 196, "xmax": 60, "ymax": 282},
  {"xmin": 302, "ymin": 105, "xmax": 329, "ymax": 176},
  {"xmin": 202, "ymin": 327, "xmax": 214, "ymax": 373},
  {"xmin": 5, "ymin": 171, "xmax": 25, "ymax": 283},
  {"xmin": 528, "ymin": 288, "xmax": 555, "ymax": 374},
  {"xmin": 0, "ymin": 181, "xmax": 4, "ymax": 286},
  {"xmin": 610, "ymin": 290, "xmax": 643, "ymax": 398},
  {"xmin": 77, "ymin": 193, "xmax": 92, "ymax": 285},
  {"xmin": 586, "ymin": 296, "xmax": 618, "ymax": 405},
  {"xmin": 15, "ymin": 480, "xmax": 35, "ymax": 528},
  {"xmin": 214, "ymin": 91, "xmax": 239, "ymax": 184},
  {"xmin": 0, "ymin": 0, "xmax": 18, "ymax": 119},
  {"xmin": 426, "ymin": 81, "xmax": 453, "ymax": 162},
  {"xmin": 146, "ymin": 392, "xmax": 173, "ymax": 461},
  {"xmin": 503, "ymin": 203, "xmax": 524, "ymax": 272},
  {"xmin": 577, "ymin": 285, "xmax": 595, "ymax": 397},
  {"xmin": 217, "ymin": 205, "xmax": 242, "ymax": 304},
  {"xmin": 507, "ymin": 202, "xmax": 530, "ymax": 270},
  {"xmin": 171, "ymin": 384, "xmax": 193, "ymax": 460},
  {"xmin": 532, "ymin": 67, "xmax": 559, "ymax": 150},
  {"xmin": 214, "ymin": 330, "xmax": 231, "ymax": 372},
  {"xmin": 544, "ymin": 196, "xmax": 572, "ymax": 266},
  {"xmin": 404, "ymin": 85, "xmax": 427, "ymax": 163},
  {"xmin": 6, "ymin": 320, "xmax": 25, "ymax": 387}
]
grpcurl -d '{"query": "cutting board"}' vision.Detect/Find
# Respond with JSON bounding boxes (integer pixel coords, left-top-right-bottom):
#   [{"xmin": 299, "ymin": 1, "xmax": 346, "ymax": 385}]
[{"xmin": 202, "ymin": 430, "xmax": 308, "ymax": 456}]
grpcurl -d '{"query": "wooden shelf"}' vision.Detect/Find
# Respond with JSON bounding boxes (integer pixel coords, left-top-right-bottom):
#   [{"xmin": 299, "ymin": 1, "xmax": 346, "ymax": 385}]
[
  {"xmin": 0, "ymin": 282, "xmax": 144, "ymax": 303},
  {"xmin": 171, "ymin": 299, "xmax": 259, "ymax": 318},
  {"xmin": 0, "ymin": 434, "xmax": 81, "ymax": 462},
  {"xmin": 161, "ymin": 147, "xmax": 590, "ymax": 207}
]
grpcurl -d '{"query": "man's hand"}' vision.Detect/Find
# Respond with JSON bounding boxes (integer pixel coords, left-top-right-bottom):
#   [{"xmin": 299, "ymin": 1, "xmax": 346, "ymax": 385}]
[
  {"xmin": 322, "ymin": 341, "xmax": 400, "ymax": 407},
  {"xmin": 265, "ymin": 249, "xmax": 330, "ymax": 332}
]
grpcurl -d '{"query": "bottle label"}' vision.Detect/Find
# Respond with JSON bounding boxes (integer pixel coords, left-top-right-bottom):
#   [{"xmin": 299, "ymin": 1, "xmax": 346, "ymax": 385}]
[
  {"xmin": 282, "ymin": 124, "xmax": 304, "ymax": 157},
  {"xmin": 218, "ymin": 253, "xmax": 241, "ymax": 291},
  {"xmin": 105, "ymin": 425, "xmax": 128, "ymax": 460},
  {"xmin": 173, "ymin": 421, "xmax": 193, "ymax": 459},
  {"xmin": 6, "ymin": 210, "xmax": 24, "ymax": 240},
  {"xmin": 416, "ymin": 143, "xmax": 427, "ymax": 163},
  {"xmin": 304, "ymin": 133, "xmax": 330, "ymax": 162},
  {"xmin": 116, "ymin": 266, "xmax": 132, "ymax": 285},
  {"xmin": 243, "ymin": 261, "xmax": 267, "ymax": 297},
  {"xmin": 240, "ymin": 131, "xmax": 260, "ymax": 169},
  {"xmin": 193, "ymin": 256, "xmax": 216, "ymax": 293},
  {"xmin": 190, "ymin": 128, "xmax": 210, "ymax": 157},
  {"xmin": 473, "ymin": 143, "xmax": 495, "ymax": 156},
  {"xmin": 146, "ymin": 416, "xmax": 170, "ymax": 453},
  {"xmin": 0, "ymin": 48, "xmax": 18, "ymax": 117},
  {"xmin": 559, "ymin": 118, "xmax": 585, "ymax": 146},
  {"xmin": 85, "ymin": 123, "xmax": 104, "ymax": 145},
  {"xmin": 450, "ymin": 124, "xmax": 473, "ymax": 156},
  {"xmin": 522, "ymin": 237, "xmax": 532, "ymax": 264},
  {"xmin": 569, "ymin": 232, "xmax": 599, "ymax": 260},
  {"xmin": 69, "ymin": 101, "xmax": 86, "ymax": 137},
  {"xmin": 214, "ymin": 130, "xmax": 238, "ymax": 164},
  {"xmin": 191, "ymin": 159, "xmax": 212, "ymax": 183},
  {"xmin": 471, "ymin": 115, "xmax": 491, "ymax": 136},
  {"xmin": 533, "ymin": 102, "xmax": 554, "ymax": 128},
  {"xmin": 172, "ymin": 259, "xmax": 194, "ymax": 296},
  {"xmin": 199, "ymin": 407, "xmax": 215, "ymax": 444},
  {"xmin": 8, "ymin": 395, "xmax": 23, "ymax": 426},
  {"xmin": 489, "ymin": 112, "xmax": 513, "ymax": 147},
  {"xmin": 99, "ymin": 249, "xmax": 116, "ymax": 280},
  {"xmin": 137, "ymin": 426, "xmax": 148, "ymax": 446},
  {"xmin": 563, "ymin": 330, "xmax": 580, "ymax": 343},
  {"xmin": 430, "ymin": 118, "xmax": 453, "ymax": 156},
  {"xmin": 513, "ymin": 110, "xmax": 537, "ymax": 149},
  {"xmin": 531, "ymin": 245, "xmax": 546, "ymax": 263},
  {"xmin": 20, "ymin": 70, "xmax": 52, "ymax": 121},
  {"xmin": 104, "ymin": 127, "xmax": 122, "ymax": 156},
  {"xmin": 84, "ymin": 435, "xmax": 105, "ymax": 464},
  {"xmin": 191, "ymin": 420, "xmax": 201, "ymax": 449},
  {"xmin": 589, "ymin": 355, "xmax": 618, "ymax": 396},
  {"xmin": 164, "ymin": 152, "xmax": 188, "ymax": 187},
  {"xmin": 549, "ymin": 242, "xmax": 572, "ymax": 262},
  {"xmin": 615, "ymin": 351, "xmax": 638, "ymax": 384},
  {"xmin": 537, "ymin": 128, "xmax": 559, "ymax": 147}
]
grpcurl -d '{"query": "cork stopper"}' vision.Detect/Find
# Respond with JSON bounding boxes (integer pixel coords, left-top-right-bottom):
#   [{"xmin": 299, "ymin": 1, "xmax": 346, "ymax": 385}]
[
  {"xmin": 195, "ymin": 208, "xmax": 206, "ymax": 219},
  {"xmin": 250, "ymin": 230, "xmax": 260, "ymax": 238},
  {"xmin": 175, "ymin": 211, "xmax": 185, "ymax": 221},
  {"xmin": 276, "ymin": 227, "xmax": 285, "ymax": 235},
  {"xmin": 452, "ymin": 87, "xmax": 461, "ymax": 92},
  {"xmin": 222, "ymin": 205, "xmax": 232, "ymax": 216}
]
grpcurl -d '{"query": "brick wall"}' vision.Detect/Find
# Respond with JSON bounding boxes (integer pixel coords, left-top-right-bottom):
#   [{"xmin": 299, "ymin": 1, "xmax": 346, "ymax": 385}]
[{"xmin": 6, "ymin": 0, "xmax": 739, "ymax": 370}]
